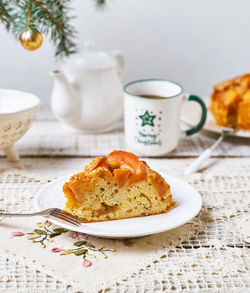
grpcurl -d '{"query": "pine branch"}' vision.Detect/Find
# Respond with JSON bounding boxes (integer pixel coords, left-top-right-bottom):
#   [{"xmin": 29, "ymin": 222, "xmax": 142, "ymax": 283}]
[
  {"xmin": 32, "ymin": 0, "xmax": 77, "ymax": 57},
  {"xmin": 10, "ymin": 0, "xmax": 77, "ymax": 58},
  {"xmin": 0, "ymin": 1, "xmax": 13, "ymax": 30},
  {"xmin": 96, "ymin": 0, "xmax": 106, "ymax": 6},
  {"xmin": 0, "ymin": 0, "xmax": 107, "ymax": 58}
]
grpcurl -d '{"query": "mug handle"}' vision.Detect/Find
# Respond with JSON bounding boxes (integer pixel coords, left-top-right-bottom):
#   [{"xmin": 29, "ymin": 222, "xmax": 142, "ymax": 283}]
[{"xmin": 183, "ymin": 94, "xmax": 207, "ymax": 136}]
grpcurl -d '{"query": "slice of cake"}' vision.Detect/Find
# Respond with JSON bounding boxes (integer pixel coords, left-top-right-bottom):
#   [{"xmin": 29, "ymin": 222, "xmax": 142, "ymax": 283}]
[
  {"xmin": 210, "ymin": 73, "xmax": 250, "ymax": 129},
  {"xmin": 63, "ymin": 150, "xmax": 175, "ymax": 222}
]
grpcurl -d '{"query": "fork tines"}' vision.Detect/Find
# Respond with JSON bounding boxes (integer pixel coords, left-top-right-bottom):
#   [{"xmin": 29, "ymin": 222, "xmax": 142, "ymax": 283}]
[{"xmin": 50, "ymin": 208, "xmax": 82, "ymax": 226}]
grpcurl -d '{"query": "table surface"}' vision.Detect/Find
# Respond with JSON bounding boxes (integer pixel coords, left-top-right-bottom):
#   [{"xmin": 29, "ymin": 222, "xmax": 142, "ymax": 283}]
[{"xmin": 0, "ymin": 117, "xmax": 250, "ymax": 292}]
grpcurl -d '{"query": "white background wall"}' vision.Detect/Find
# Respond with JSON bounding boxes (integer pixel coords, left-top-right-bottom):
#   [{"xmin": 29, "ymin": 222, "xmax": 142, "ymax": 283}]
[{"xmin": 0, "ymin": 0, "xmax": 250, "ymax": 112}]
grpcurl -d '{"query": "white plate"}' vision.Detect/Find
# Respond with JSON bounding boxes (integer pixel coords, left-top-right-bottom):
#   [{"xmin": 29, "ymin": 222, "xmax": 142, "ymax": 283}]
[
  {"xmin": 181, "ymin": 97, "xmax": 250, "ymax": 138},
  {"xmin": 35, "ymin": 173, "xmax": 202, "ymax": 239}
]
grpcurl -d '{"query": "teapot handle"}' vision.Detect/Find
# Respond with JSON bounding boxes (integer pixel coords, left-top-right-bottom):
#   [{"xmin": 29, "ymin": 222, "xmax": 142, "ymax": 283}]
[{"xmin": 111, "ymin": 50, "xmax": 125, "ymax": 78}]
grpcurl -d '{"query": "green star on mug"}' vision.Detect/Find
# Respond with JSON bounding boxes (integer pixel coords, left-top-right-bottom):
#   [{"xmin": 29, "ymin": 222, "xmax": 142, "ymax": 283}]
[{"xmin": 139, "ymin": 110, "xmax": 156, "ymax": 127}]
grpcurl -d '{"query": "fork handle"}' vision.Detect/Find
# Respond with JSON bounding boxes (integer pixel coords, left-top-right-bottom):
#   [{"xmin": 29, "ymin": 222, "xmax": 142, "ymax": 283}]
[
  {"xmin": 0, "ymin": 211, "xmax": 47, "ymax": 217},
  {"xmin": 184, "ymin": 149, "xmax": 212, "ymax": 175}
]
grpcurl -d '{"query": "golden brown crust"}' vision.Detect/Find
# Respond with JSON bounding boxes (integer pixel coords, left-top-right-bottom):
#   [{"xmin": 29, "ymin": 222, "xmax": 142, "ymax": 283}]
[
  {"xmin": 210, "ymin": 74, "xmax": 250, "ymax": 129},
  {"xmin": 63, "ymin": 150, "xmax": 174, "ymax": 222},
  {"xmin": 63, "ymin": 151, "xmax": 169, "ymax": 200},
  {"xmin": 238, "ymin": 92, "xmax": 250, "ymax": 129}
]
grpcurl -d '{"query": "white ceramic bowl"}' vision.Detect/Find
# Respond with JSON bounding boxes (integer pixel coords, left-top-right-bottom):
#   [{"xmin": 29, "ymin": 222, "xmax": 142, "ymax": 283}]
[{"xmin": 0, "ymin": 89, "xmax": 40, "ymax": 161}]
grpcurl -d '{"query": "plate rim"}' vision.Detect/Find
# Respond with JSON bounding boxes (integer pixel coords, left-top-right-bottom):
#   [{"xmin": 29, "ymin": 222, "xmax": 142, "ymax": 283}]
[{"xmin": 35, "ymin": 173, "xmax": 202, "ymax": 238}]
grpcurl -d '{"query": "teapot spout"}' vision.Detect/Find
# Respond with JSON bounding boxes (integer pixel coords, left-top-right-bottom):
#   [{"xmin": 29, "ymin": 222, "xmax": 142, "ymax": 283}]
[{"xmin": 50, "ymin": 70, "xmax": 80, "ymax": 121}]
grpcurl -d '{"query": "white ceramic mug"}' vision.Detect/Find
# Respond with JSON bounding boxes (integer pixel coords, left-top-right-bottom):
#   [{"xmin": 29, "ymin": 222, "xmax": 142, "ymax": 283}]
[{"xmin": 124, "ymin": 79, "xmax": 207, "ymax": 156}]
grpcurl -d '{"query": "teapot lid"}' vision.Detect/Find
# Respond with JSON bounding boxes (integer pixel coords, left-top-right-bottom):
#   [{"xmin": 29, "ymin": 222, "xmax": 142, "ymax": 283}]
[{"xmin": 62, "ymin": 43, "xmax": 115, "ymax": 70}]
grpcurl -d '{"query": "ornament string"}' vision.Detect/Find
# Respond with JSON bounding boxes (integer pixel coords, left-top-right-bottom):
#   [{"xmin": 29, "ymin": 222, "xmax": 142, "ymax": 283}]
[
  {"xmin": 25, "ymin": 0, "xmax": 33, "ymax": 32},
  {"xmin": 19, "ymin": 1, "xmax": 43, "ymax": 52}
]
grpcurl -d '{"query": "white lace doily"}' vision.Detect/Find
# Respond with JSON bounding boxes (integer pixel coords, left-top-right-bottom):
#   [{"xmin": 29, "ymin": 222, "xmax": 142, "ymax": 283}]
[{"xmin": 0, "ymin": 170, "xmax": 249, "ymax": 292}]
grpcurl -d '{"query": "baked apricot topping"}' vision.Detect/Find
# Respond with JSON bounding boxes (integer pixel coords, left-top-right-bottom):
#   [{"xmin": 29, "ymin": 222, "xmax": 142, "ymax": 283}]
[
  {"xmin": 113, "ymin": 168, "xmax": 131, "ymax": 187},
  {"xmin": 106, "ymin": 150, "xmax": 146, "ymax": 185}
]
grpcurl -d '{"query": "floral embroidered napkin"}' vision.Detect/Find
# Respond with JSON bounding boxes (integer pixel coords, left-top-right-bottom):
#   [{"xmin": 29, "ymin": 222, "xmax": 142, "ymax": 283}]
[
  {"xmin": 1, "ymin": 170, "xmax": 249, "ymax": 292},
  {"xmin": 0, "ymin": 215, "xmax": 202, "ymax": 291}
]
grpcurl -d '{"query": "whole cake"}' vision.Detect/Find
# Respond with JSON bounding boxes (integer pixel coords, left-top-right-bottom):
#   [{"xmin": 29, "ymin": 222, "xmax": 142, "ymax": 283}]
[
  {"xmin": 210, "ymin": 73, "xmax": 250, "ymax": 130},
  {"xmin": 63, "ymin": 150, "xmax": 175, "ymax": 222}
]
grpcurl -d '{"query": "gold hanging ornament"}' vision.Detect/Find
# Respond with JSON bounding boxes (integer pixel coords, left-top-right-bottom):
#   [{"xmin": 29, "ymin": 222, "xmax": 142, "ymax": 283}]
[
  {"xmin": 19, "ymin": 7, "xmax": 43, "ymax": 51},
  {"xmin": 20, "ymin": 29, "xmax": 43, "ymax": 50}
]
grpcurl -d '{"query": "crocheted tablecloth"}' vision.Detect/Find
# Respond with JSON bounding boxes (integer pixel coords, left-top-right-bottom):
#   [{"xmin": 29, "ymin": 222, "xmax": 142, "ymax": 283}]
[{"xmin": 0, "ymin": 170, "xmax": 249, "ymax": 292}]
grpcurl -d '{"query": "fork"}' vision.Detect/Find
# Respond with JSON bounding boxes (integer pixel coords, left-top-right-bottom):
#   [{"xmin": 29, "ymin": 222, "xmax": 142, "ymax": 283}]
[
  {"xmin": 0, "ymin": 208, "xmax": 82, "ymax": 227},
  {"xmin": 184, "ymin": 127, "xmax": 235, "ymax": 175}
]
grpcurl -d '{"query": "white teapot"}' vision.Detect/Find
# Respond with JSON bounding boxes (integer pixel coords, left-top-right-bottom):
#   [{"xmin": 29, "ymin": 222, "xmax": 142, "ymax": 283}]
[{"xmin": 50, "ymin": 47, "xmax": 125, "ymax": 133}]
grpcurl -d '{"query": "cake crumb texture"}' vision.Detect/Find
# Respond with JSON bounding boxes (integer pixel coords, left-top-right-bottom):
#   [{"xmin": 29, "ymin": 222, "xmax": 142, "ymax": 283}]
[{"xmin": 63, "ymin": 150, "xmax": 175, "ymax": 222}]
